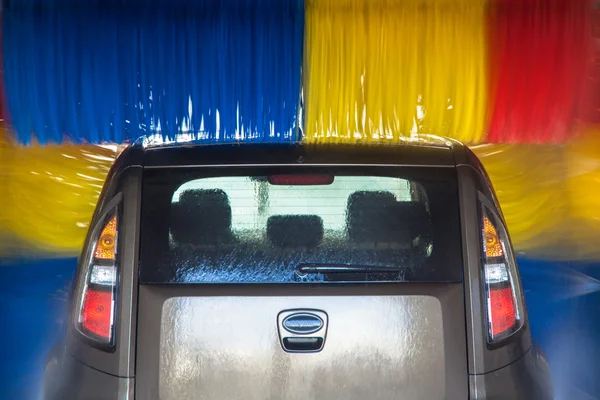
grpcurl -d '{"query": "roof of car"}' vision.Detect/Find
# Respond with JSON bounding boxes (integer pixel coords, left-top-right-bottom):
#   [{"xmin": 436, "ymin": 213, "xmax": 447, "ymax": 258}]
[{"xmin": 135, "ymin": 135, "xmax": 463, "ymax": 168}]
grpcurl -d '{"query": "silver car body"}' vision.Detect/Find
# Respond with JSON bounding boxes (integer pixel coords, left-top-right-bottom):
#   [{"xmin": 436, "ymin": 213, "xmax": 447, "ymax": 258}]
[{"xmin": 43, "ymin": 138, "xmax": 553, "ymax": 399}]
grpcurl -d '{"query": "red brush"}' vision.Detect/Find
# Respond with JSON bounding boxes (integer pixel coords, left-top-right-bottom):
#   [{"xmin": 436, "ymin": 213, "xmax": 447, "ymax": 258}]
[
  {"xmin": 580, "ymin": 5, "xmax": 600, "ymax": 125},
  {"xmin": 488, "ymin": 0, "xmax": 593, "ymax": 143},
  {"xmin": 0, "ymin": 10, "xmax": 5, "ymax": 123}
]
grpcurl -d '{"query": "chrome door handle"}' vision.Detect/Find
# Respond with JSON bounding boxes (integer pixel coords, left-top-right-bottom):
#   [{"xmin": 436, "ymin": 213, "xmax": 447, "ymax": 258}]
[{"xmin": 277, "ymin": 309, "xmax": 328, "ymax": 353}]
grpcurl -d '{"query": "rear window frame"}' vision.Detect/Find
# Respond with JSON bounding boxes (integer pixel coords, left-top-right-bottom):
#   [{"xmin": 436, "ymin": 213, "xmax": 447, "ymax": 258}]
[{"xmin": 138, "ymin": 165, "xmax": 463, "ymax": 284}]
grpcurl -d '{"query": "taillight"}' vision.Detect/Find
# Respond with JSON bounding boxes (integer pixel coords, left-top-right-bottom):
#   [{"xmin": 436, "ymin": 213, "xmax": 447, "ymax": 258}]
[
  {"xmin": 81, "ymin": 289, "xmax": 113, "ymax": 338},
  {"xmin": 76, "ymin": 212, "xmax": 118, "ymax": 345},
  {"xmin": 481, "ymin": 207, "xmax": 524, "ymax": 344}
]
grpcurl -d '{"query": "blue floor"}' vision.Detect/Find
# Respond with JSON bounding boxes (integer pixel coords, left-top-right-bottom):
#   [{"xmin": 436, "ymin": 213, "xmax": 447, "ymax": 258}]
[{"xmin": 1, "ymin": 257, "xmax": 599, "ymax": 399}]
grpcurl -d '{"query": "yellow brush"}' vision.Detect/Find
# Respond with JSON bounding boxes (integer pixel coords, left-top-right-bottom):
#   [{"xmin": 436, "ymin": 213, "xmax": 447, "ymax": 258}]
[
  {"xmin": 473, "ymin": 143, "xmax": 569, "ymax": 258},
  {"xmin": 0, "ymin": 127, "xmax": 117, "ymax": 257},
  {"xmin": 564, "ymin": 126, "xmax": 600, "ymax": 259},
  {"xmin": 304, "ymin": 0, "xmax": 488, "ymax": 144}
]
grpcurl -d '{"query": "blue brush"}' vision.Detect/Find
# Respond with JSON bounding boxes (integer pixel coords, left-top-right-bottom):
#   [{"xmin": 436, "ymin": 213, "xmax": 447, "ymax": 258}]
[{"xmin": 2, "ymin": 0, "xmax": 305, "ymax": 144}]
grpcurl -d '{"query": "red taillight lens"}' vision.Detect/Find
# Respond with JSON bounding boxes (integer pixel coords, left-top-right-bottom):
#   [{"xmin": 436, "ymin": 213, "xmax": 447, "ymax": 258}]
[
  {"xmin": 488, "ymin": 286, "xmax": 517, "ymax": 338},
  {"xmin": 81, "ymin": 289, "xmax": 113, "ymax": 339},
  {"xmin": 481, "ymin": 207, "xmax": 523, "ymax": 344},
  {"xmin": 76, "ymin": 210, "xmax": 119, "ymax": 345}
]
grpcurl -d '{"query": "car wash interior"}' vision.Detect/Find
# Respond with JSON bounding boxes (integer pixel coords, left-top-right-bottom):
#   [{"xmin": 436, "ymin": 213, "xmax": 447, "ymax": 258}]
[{"xmin": 0, "ymin": 0, "xmax": 599, "ymax": 398}]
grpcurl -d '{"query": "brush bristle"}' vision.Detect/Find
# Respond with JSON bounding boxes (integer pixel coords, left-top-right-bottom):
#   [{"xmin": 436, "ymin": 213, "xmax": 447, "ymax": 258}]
[
  {"xmin": 2, "ymin": 1, "xmax": 305, "ymax": 144},
  {"xmin": 303, "ymin": 0, "xmax": 488, "ymax": 145}
]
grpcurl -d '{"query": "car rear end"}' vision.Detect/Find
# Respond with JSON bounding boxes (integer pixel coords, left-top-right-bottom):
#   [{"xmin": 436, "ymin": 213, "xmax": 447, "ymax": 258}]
[
  {"xmin": 135, "ymin": 156, "xmax": 468, "ymax": 400},
  {"xmin": 47, "ymin": 142, "xmax": 552, "ymax": 399}
]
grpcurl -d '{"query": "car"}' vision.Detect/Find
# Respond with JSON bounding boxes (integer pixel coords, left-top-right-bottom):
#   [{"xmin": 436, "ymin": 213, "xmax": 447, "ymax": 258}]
[{"xmin": 43, "ymin": 136, "xmax": 553, "ymax": 400}]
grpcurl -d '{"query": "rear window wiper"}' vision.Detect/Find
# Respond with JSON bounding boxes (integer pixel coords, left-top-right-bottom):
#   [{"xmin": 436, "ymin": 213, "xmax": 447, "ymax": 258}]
[{"xmin": 295, "ymin": 263, "xmax": 403, "ymax": 276}]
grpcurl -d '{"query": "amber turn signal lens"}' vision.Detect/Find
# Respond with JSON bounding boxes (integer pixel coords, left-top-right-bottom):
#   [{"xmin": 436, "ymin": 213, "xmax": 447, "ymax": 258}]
[
  {"xmin": 483, "ymin": 216, "xmax": 504, "ymax": 258},
  {"xmin": 94, "ymin": 215, "xmax": 117, "ymax": 260}
]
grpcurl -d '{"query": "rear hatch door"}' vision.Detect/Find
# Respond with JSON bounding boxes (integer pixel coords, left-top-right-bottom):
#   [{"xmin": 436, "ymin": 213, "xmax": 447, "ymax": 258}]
[{"xmin": 135, "ymin": 166, "xmax": 469, "ymax": 400}]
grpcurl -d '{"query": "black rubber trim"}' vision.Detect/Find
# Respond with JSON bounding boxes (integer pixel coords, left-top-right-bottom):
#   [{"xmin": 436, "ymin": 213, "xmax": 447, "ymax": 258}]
[
  {"xmin": 66, "ymin": 351, "xmax": 134, "ymax": 379},
  {"xmin": 469, "ymin": 344, "xmax": 533, "ymax": 376}
]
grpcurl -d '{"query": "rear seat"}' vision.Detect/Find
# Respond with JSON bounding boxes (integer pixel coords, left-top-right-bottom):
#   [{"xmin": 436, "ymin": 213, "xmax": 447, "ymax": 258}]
[
  {"xmin": 346, "ymin": 191, "xmax": 430, "ymax": 250},
  {"xmin": 267, "ymin": 215, "xmax": 324, "ymax": 249},
  {"xmin": 170, "ymin": 189, "xmax": 235, "ymax": 248}
]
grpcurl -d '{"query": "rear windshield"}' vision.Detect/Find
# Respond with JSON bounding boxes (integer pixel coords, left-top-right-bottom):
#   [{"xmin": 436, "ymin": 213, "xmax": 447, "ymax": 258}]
[{"xmin": 139, "ymin": 166, "xmax": 462, "ymax": 283}]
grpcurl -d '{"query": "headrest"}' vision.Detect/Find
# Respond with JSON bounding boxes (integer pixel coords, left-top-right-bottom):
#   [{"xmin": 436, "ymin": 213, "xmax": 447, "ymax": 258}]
[
  {"xmin": 267, "ymin": 215, "xmax": 324, "ymax": 248},
  {"xmin": 396, "ymin": 201, "xmax": 430, "ymax": 234},
  {"xmin": 347, "ymin": 191, "xmax": 429, "ymax": 243},
  {"xmin": 171, "ymin": 189, "xmax": 232, "ymax": 245}
]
